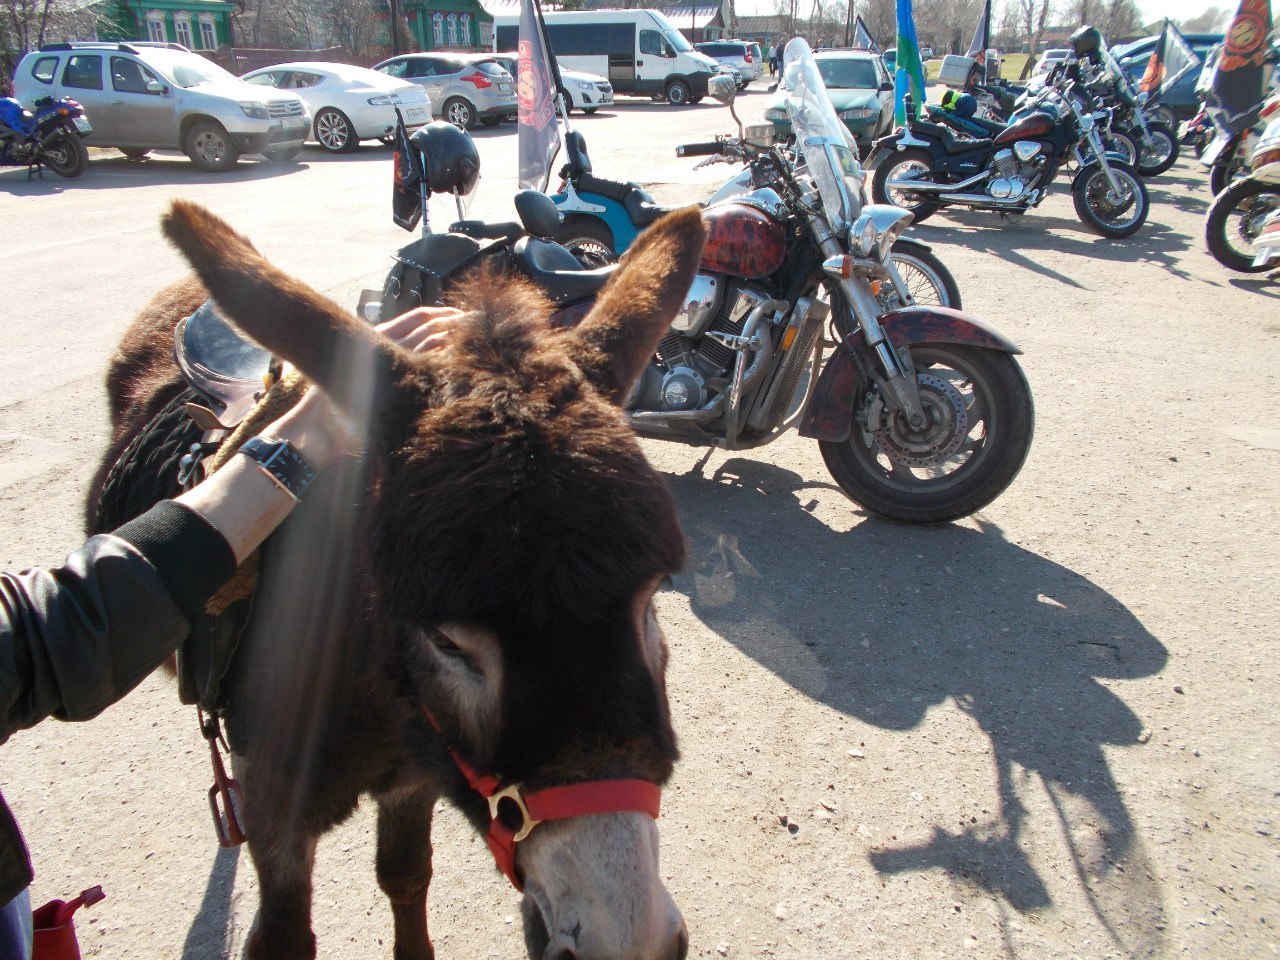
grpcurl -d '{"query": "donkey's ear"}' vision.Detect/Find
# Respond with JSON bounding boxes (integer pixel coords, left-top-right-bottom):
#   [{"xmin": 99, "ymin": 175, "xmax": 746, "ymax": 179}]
[
  {"xmin": 566, "ymin": 206, "xmax": 706, "ymax": 403},
  {"xmin": 161, "ymin": 200, "xmax": 414, "ymax": 418}
]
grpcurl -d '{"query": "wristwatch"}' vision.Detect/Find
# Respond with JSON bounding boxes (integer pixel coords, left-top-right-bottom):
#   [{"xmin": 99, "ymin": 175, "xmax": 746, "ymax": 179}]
[{"xmin": 237, "ymin": 437, "xmax": 318, "ymax": 502}]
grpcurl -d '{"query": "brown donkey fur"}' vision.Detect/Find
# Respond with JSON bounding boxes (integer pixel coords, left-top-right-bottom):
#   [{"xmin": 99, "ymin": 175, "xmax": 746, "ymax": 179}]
[{"xmin": 88, "ymin": 200, "xmax": 707, "ymax": 959}]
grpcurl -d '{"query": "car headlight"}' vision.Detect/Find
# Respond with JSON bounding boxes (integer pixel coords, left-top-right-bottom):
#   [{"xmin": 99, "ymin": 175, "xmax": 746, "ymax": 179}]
[
  {"xmin": 239, "ymin": 101, "xmax": 270, "ymax": 119},
  {"xmin": 764, "ymin": 106, "xmax": 787, "ymax": 121},
  {"xmin": 571, "ymin": 79, "xmax": 595, "ymax": 90},
  {"xmin": 839, "ymin": 107, "xmax": 877, "ymax": 120}
]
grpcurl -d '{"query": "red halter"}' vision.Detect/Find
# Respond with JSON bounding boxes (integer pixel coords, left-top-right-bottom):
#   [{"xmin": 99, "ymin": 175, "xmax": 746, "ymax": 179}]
[{"xmin": 424, "ymin": 709, "xmax": 662, "ymax": 890}]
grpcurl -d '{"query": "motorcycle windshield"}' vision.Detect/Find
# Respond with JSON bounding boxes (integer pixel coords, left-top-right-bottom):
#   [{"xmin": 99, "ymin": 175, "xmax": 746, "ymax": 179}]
[
  {"xmin": 781, "ymin": 37, "xmax": 864, "ymax": 234},
  {"xmin": 1098, "ymin": 44, "xmax": 1139, "ymax": 105}
]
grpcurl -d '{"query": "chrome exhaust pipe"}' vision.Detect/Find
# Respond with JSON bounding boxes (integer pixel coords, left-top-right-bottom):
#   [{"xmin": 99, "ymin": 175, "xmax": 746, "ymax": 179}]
[
  {"xmin": 936, "ymin": 193, "xmax": 1027, "ymax": 207},
  {"xmin": 886, "ymin": 170, "xmax": 990, "ymax": 193}
]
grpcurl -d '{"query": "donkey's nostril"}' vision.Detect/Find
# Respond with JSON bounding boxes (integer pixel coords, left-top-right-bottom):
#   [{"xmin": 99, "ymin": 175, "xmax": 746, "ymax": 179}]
[
  {"xmin": 547, "ymin": 950, "xmax": 576, "ymax": 960},
  {"xmin": 674, "ymin": 921, "xmax": 689, "ymax": 960}
]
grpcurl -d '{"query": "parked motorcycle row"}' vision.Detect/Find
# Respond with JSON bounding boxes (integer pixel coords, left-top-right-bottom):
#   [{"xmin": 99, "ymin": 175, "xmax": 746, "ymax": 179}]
[
  {"xmin": 1202, "ymin": 93, "xmax": 1280, "ymax": 273},
  {"xmin": 358, "ymin": 37, "xmax": 1034, "ymax": 525}
]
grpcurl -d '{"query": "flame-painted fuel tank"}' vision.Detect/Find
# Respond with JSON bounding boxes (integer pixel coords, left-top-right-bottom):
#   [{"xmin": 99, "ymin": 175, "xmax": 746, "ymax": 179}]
[
  {"xmin": 700, "ymin": 201, "xmax": 787, "ymax": 279},
  {"xmin": 994, "ymin": 111, "xmax": 1054, "ymax": 146}
]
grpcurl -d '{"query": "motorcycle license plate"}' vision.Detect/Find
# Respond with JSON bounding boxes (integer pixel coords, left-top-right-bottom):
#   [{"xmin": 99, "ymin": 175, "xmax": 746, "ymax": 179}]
[
  {"xmin": 405, "ymin": 106, "xmax": 427, "ymax": 124},
  {"xmin": 73, "ymin": 116, "xmax": 91, "ymax": 134}
]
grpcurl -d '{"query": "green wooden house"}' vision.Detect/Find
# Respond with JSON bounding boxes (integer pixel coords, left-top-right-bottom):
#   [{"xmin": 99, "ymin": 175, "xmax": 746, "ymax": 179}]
[
  {"xmin": 96, "ymin": 0, "xmax": 236, "ymax": 50},
  {"xmin": 398, "ymin": 0, "xmax": 494, "ymax": 53}
]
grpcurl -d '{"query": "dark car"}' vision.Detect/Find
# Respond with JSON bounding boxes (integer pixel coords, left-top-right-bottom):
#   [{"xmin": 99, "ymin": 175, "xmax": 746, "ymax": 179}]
[{"xmin": 1111, "ymin": 33, "xmax": 1223, "ymax": 125}]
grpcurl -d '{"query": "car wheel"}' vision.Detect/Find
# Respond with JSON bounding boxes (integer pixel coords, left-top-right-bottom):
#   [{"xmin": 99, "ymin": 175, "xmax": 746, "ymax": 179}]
[
  {"xmin": 665, "ymin": 80, "xmax": 691, "ymax": 105},
  {"xmin": 120, "ymin": 148, "xmax": 150, "ymax": 161},
  {"xmin": 443, "ymin": 97, "xmax": 476, "ymax": 129},
  {"xmin": 183, "ymin": 119, "xmax": 239, "ymax": 172},
  {"xmin": 314, "ymin": 107, "xmax": 357, "ymax": 153}
]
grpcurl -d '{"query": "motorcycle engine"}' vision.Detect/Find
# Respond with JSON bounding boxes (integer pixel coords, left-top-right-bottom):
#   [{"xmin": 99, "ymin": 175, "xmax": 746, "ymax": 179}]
[
  {"xmin": 986, "ymin": 143, "xmax": 1044, "ymax": 201},
  {"xmin": 628, "ymin": 278, "xmax": 772, "ymax": 413}
]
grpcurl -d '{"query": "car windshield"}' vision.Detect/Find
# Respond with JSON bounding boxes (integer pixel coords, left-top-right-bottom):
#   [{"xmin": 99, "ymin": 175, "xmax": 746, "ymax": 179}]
[
  {"xmin": 649, "ymin": 11, "xmax": 693, "ymax": 51},
  {"xmin": 817, "ymin": 58, "xmax": 878, "ymax": 89},
  {"xmin": 139, "ymin": 50, "xmax": 237, "ymax": 88}
]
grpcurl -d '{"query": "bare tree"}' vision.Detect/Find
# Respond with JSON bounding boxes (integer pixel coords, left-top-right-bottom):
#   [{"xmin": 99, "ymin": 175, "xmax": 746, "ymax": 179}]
[
  {"xmin": 1101, "ymin": 0, "xmax": 1140, "ymax": 38},
  {"xmin": 1018, "ymin": 0, "xmax": 1054, "ymax": 76},
  {"xmin": 1, "ymin": 0, "xmax": 103, "ymax": 94},
  {"xmin": 1180, "ymin": 5, "xmax": 1228, "ymax": 30}
]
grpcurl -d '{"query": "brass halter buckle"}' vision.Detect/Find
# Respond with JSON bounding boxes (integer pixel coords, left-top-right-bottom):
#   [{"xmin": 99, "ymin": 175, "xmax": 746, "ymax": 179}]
[{"xmin": 488, "ymin": 783, "xmax": 541, "ymax": 843}]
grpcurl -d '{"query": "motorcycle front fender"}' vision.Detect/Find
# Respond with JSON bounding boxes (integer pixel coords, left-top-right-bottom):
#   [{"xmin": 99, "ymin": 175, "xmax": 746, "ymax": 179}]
[
  {"xmin": 865, "ymin": 130, "xmax": 906, "ymax": 168},
  {"xmin": 799, "ymin": 305, "xmax": 1023, "ymax": 443}
]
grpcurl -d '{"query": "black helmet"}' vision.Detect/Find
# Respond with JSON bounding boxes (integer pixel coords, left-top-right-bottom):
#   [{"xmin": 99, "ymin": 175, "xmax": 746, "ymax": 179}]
[
  {"xmin": 1070, "ymin": 25, "xmax": 1102, "ymax": 59},
  {"xmin": 408, "ymin": 121, "xmax": 480, "ymax": 195}
]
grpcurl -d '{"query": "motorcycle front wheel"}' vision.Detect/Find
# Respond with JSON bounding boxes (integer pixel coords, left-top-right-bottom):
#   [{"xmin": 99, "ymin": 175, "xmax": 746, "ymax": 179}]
[
  {"xmin": 819, "ymin": 344, "xmax": 1033, "ymax": 524},
  {"xmin": 881, "ymin": 239, "xmax": 962, "ymax": 310},
  {"xmin": 40, "ymin": 131, "xmax": 88, "ymax": 178},
  {"xmin": 1204, "ymin": 178, "xmax": 1280, "ymax": 273},
  {"xmin": 1072, "ymin": 162, "xmax": 1148, "ymax": 238},
  {"xmin": 1136, "ymin": 123, "xmax": 1179, "ymax": 176}
]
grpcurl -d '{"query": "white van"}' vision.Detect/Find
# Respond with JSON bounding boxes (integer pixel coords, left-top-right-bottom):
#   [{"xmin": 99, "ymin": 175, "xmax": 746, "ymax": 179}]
[{"xmin": 492, "ymin": 8, "xmax": 720, "ymax": 105}]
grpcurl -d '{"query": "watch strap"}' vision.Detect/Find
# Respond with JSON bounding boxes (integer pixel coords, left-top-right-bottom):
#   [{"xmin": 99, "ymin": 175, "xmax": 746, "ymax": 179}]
[{"xmin": 237, "ymin": 437, "xmax": 318, "ymax": 501}]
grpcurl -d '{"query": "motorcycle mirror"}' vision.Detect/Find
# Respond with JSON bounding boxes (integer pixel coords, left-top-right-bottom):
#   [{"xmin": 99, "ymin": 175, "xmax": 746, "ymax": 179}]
[{"xmin": 709, "ymin": 75, "xmax": 737, "ymax": 105}]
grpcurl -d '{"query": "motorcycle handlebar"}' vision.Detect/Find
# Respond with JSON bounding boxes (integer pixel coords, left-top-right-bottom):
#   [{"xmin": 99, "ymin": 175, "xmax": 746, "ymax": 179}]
[{"xmin": 677, "ymin": 141, "xmax": 726, "ymax": 157}]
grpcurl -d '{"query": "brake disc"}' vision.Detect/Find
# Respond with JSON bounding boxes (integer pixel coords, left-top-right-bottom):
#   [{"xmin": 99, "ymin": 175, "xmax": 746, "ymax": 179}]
[{"xmin": 871, "ymin": 372, "xmax": 968, "ymax": 468}]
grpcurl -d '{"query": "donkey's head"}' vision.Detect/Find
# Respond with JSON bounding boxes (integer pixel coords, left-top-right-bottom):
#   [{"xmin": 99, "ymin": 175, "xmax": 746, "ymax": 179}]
[{"xmin": 162, "ymin": 200, "xmax": 706, "ymax": 960}]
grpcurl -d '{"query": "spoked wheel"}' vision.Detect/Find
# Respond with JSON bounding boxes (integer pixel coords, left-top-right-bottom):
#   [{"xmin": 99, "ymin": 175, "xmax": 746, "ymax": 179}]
[
  {"xmin": 1072, "ymin": 162, "xmax": 1148, "ymax": 238},
  {"xmin": 552, "ymin": 216, "xmax": 617, "ymax": 267},
  {"xmin": 819, "ymin": 344, "xmax": 1034, "ymax": 523},
  {"xmin": 314, "ymin": 108, "xmax": 358, "ymax": 152},
  {"xmin": 1105, "ymin": 129, "xmax": 1141, "ymax": 170},
  {"xmin": 40, "ymin": 131, "xmax": 88, "ymax": 178},
  {"xmin": 1136, "ymin": 123, "xmax": 1178, "ymax": 176},
  {"xmin": 871, "ymin": 149, "xmax": 941, "ymax": 224},
  {"xmin": 1210, "ymin": 147, "xmax": 1250, "ymax": 196},
  {"xmin": 1204, "ymin": 178, "xmax": 1280, "ymax": 273},
  {"xmin": 881, "ymin": 239, "xmax": 962, "ymax": 310}
]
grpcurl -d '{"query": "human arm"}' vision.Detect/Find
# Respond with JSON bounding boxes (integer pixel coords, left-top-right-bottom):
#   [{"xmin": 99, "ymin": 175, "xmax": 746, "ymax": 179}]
[{"xmin": 0, "ymin": 306, "xmax": 459, "ymax": 743}]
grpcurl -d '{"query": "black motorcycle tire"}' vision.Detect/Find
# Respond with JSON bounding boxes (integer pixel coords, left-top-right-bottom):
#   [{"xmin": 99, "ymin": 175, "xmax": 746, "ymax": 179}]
[
  {"xmin": 40, "ymin": 130, "xmax": 88, "ymax": 178},
  {"xmin": 1105, "ymin": 129, "xmax": 1142, "ymax": 171},
  {"xmin": 553, "ymin": 216, "xmax": 618, "ymax": 267},
  {"xmin": 871, "ymin": 150, "xmax": 942, "ymax": 224},
  {"xmin": 1136, "ymin": 122, "xmax": 1179, "ymax": 176},
  {"xmin": 884, "ymin": 239, "xmax": 962, "ymax": 310},
  {"xmin": 1210, "ymin": 146, "xmax": 1249, "ymax": 196},
  {"xmin": 1204, "ymin": 178, "xmax": 1280, "ymax": 273},
  {"xmin": 819, "ymin": 343, "xmax": 1034, "ymax": 524},
  {"xmin": 1072, "ymin": 162, "xmax": 1148, "ymax": 238}
]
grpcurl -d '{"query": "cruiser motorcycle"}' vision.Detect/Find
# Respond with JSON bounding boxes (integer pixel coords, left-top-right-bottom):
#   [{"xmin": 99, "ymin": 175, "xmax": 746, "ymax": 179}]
[
  {"xmin": 365, "ymin": 41, "xmax": 1033, "ymax": 523},
  {"xmin": 868, "ymin": 65, "xmax": 1149, "ymax": 238},
  {"xmin": 1205, "ymin": 97, "xmax": 1280, "ymax": 272},
  {"xmin": 0, "ymin": 95, "xmax": 90, "ymax": 178}
]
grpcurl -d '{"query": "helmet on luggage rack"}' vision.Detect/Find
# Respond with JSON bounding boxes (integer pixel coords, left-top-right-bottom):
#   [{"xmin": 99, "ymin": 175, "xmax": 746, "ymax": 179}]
[
  {"xmin": 408, "ymin": 121, "xmax": 480, "ymax": 196},
  {"xmin": 1069, "ymin": 25, "xmax": 1103, "ymax": 64}
]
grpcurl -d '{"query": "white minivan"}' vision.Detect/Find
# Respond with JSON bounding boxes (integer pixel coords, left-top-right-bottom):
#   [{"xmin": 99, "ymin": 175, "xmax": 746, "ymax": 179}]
[{"xmin": 493, "ymin": 8, "xmax": 720, "ymax": 105}]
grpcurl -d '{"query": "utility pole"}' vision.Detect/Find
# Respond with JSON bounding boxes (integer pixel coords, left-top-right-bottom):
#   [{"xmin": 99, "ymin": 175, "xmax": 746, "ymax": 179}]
[{"xmin": 390, "ymin": 0, "xmax": 401, "ymax": 55}]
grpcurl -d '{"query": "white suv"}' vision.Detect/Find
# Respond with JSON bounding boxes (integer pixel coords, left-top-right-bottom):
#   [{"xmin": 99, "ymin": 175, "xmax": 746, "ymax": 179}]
[
  {"xmin": 12, "ymin": 42, "xmax": 310, "ymax": 171},
  {"xmin": 694, "ymin": 40, "xmax": 764, "ymax": 88}
]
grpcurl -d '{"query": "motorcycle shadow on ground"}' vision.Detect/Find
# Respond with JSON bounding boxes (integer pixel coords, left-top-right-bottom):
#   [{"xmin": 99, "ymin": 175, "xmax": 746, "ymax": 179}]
[
  {"xmin": 666, "ymin": 455, "xmax": 1168, "ymax": 957},
  {"xmin": 913, "ymin": 207, "xmax": 1195, "ymax": 282}
]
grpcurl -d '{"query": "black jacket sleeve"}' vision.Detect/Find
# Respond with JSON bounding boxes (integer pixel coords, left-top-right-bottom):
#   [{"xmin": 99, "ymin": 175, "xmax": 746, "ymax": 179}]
[{"xmin": 0, "ymin": 501, "xmax": 236, "ymax": 745}]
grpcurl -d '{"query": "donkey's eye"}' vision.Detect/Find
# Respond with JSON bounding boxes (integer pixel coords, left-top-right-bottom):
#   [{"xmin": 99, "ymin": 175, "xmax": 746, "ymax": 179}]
[{"xmin": 425, "ymin": 629, "xmax": 480, "ymax": 672}]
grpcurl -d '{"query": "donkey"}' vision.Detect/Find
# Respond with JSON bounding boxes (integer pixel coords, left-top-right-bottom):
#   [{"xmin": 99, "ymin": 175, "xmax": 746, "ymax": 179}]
[{"xmin": 88, "ymin": 199, "xmax": 707, "ymax": 960}]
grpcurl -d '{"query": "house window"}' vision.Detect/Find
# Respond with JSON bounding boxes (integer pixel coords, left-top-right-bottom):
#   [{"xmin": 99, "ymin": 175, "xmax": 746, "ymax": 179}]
[
  {"xmin": 432, "ymin": 12, "xmax": 443, "ymax": 46},
  {"xmin": 459, "ymin": 12, "xmax": 471, "ymax": 47},
  {"xmin": 446, "ymin": 13, "xmax": 457, "ymax": 46},
  {"xmin": 146, "ymin": 11, "xmax": 166, "ymax": 43},
  {"xmin": 173, "ymin": 12, "xmax": 193, "ymax": 48},
  {"xmin": 198, "ymin": 15, "xmax": 217, "ymax": 49}
]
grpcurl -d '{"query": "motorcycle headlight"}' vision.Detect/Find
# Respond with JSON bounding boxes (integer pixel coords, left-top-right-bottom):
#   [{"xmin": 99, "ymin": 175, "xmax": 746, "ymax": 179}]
[
  {"xmin": 239, "ymin": 101, "xmax": 270, "ymax": 120},
  {"xmin": 850, "ymin": 216, "xmax": 878, "ymax": 257}
]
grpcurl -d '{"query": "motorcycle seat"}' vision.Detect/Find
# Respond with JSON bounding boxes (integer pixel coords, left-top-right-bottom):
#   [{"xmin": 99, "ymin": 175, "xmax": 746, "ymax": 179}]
[
  {"xmin": 174, "ymin": 301, "xmax": 274, "ymax": 430},
  {"xmin": 512, "ymin": 236, "xmax": 616, "ymax": 305},
  {"xmin": 910, "ymin": 118, "xmax": 993, "ymax": 154},
  {"xmin": 573, "ymin": 173, "xmax": 680, "ymax": 227}
]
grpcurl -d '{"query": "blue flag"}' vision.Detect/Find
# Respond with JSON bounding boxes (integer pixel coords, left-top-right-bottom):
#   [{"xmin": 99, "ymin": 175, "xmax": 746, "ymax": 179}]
[
  {"xmin": 517, "ymin": 0, "xmax": 563, "ymax": 190},
  {"xmin": 894, "ymin": 0, "xmax": 926, "ymax": 126}
]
